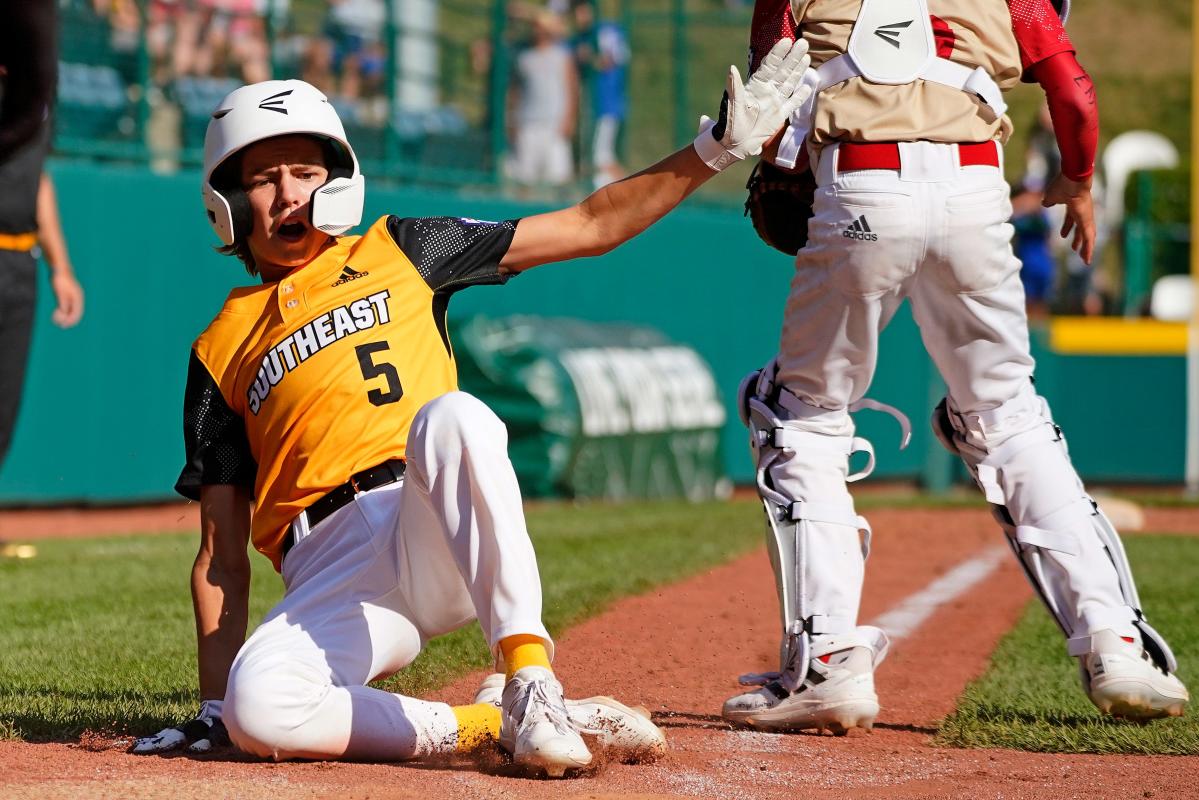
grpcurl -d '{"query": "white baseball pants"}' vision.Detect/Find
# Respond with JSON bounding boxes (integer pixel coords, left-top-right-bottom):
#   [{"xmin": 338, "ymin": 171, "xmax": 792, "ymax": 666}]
[
  {"xmin": 769, "ymin": 141, "xmax": 1128, "ymax": 641},
  {"xmin": 510, "ymin": 123, "xmax": 573, "ymax": 186},
  {"xmin": 222, "ymin": 392, "xmax": 552, "ymax": 761}
]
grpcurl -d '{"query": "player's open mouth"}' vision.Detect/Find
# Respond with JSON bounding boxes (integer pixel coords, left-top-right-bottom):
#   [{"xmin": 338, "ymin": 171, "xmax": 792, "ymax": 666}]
[{"xmin": 277, "ymin": 220, "xmax": 308, "ymax": 242}]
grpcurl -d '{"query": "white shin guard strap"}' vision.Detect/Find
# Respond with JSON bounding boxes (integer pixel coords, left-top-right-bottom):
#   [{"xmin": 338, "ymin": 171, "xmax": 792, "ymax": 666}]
[
  {"xmin": 788, "ymin": 500, "xmax": 869, "ymax": 532},
  {"xmin": 848, "ymin": 397, "xmax": 913, "ymax": 451},
  {"xmin": 807, "ymin": 614, "xmax": 857, "ymax": 635},
  {"xmin": 770, "ymin": 426, "xmax": 877, "ymax": 483},
  {"xmin": 1067, "ymin": 631, "xmax": 1132, "ymax": 658},
  {"xmin": 1014, "ymin": 525, "xmax": 1080, "ymax": 557},
  {"xmin": 1011, "ymin": 495, "xmax": 1094, "ymax": 557},
  {"xmin": 790, "ymin": 499, "xmax": 872, "ymax": 559},
  {"xmin": 973, "ymin": 424, "xmax": 1062, "ymax": 505}
]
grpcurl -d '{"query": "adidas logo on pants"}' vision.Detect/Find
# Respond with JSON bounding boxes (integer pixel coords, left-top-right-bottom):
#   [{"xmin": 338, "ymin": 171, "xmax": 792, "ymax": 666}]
[{"xmin": 842, "ymin": 215, "xmax": 878, "ymax": 241}]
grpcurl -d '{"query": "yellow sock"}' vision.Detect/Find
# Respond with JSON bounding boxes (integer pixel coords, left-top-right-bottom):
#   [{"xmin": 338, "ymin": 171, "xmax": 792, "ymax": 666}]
[
  {"xmin": 499, "ymin": 634, "xmax": 552, "ymax": 680},
  {"xmin": 451, "ymin": 703, "xmax": 501, "ymax": 752}
]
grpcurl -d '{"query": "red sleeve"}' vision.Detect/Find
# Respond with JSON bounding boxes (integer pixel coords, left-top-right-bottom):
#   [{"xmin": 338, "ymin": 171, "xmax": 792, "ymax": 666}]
[
  {"xmin": 1028, "ymin": 51, "xmax": 1097, "ymax": 182},
  {"xmin": 1007, "ymin": 0, "xmax": 1074, "ymax": 79},
  {"xmin": 749, "ymin": 0, "xmax": 797, "ymax": 72}
]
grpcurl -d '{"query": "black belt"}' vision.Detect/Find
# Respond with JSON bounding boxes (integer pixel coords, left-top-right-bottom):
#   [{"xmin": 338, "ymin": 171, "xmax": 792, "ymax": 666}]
[{"xmin": 282, "ymin": 459, "xmax": 407, "ymax": 561}]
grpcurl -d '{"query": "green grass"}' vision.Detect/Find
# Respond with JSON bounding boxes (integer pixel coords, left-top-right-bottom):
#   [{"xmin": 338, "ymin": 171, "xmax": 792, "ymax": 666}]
[
  {"xmin": 1121, "ymin": 493, "xmax": 1199, "ymax": 510},
  {"xmin": 937, "ymin": 534, "xmax": 1199, "ymax": 755},
  {"xmin": 0, "ymin": 498, "xmax": 764, "ymax": 742}
]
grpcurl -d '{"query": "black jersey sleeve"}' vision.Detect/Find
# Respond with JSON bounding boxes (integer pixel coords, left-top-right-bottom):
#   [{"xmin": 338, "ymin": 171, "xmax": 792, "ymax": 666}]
[
  {"xmin": 0, "ymin": 2, "xmax": 58, "ymax": 161},
  {"xmin": 386, "ymin": 215, "xmax": 520, "ymax": 294},
  {"xmin": 175, "ymin": 350, "xmax": 258, "ymax": 500}
]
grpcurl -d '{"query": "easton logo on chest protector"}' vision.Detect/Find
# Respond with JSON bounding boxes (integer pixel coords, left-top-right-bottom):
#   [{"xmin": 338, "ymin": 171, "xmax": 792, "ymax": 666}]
[
  {"xmin": 874, "ymin": 20, "xmax": 913, "ymax": 49},
  {"xmin": 846, "ymin": 0, "xmax": 935, "ymax": 84}
]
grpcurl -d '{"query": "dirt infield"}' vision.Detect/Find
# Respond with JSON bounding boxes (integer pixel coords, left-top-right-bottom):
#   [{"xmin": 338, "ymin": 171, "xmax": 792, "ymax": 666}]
[{"xmin": 2, "ymin": 506, "xmax": 1196, "ymax": 799}]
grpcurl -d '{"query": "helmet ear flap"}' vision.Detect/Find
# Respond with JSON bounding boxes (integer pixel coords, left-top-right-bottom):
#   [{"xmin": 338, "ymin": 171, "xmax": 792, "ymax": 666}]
[
  {"xmin": 321, "ymin": 137, "xmax": 353, "ymax": 181},
  {"xmin": 202, "ymin": 185, "xmax": 236, "ymax": 246},
  {"xmin": 207, "ymin": 156, "xmax": 254, "ymax": 245},
  {"xmin": 224, "ymin": 187, "xmax": 253, "ymax": 243}
]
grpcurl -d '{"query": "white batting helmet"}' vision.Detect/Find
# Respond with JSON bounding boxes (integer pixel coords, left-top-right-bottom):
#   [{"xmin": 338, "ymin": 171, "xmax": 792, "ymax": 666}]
[{"xmin": 201, "ymin": 79, "xmax": 365, "ymax": 246}]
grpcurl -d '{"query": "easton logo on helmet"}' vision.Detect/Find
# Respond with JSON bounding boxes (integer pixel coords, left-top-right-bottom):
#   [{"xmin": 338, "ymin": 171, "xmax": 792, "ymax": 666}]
[
  {"xmin": 873, "ymin": 20, "xmax": 912, "ymax": 49},
  {"xmin": 258, "ymin": 89, "xmax": 293, "ymax": 115}
]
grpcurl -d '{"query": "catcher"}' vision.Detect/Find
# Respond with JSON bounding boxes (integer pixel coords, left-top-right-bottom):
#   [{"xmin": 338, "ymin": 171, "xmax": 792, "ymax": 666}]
[
  {"xmin": 132, "ymin": 39, "xmax": 815, "ymax": 775},
  {"xmin": 727, "ymin": 0, "xmax": 1188, "ymax": 734}
]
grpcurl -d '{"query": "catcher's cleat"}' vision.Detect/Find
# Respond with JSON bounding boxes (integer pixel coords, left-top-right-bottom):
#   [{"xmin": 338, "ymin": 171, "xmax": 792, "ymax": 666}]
[
  {"xmin": 1078, "ymin": 630, "xmax": 1189, "ymax": 721},
  {"xmin": 477, "ymin": 673, "xmax": 666, "ymax": 761},
  {"xmin": 499, "ymin": 667, "xmax": 592, "ymax": 777},
  {"xmin": 722, "ymin": 645, "xmax": 879, "ymax": 734}
]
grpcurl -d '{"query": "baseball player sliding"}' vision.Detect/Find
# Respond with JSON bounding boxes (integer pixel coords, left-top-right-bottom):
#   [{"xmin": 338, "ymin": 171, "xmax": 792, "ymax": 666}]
[
  {"xmin": 727, "ymin": 0, "xmax": 1188, "ymax": 734},
  {"xmin": 132, "ymin": 40, "xmax": 814, "ymax": 775}
]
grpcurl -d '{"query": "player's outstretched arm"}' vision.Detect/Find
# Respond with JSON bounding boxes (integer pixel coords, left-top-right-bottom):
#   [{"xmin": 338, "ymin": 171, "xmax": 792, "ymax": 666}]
[
  {"xmin": 132, "ymin": 485, "xmax": 252, "ymax": 755},
  {"xmin": 499, "ymin": 38, "xmax": 812, "ymax": 274}
]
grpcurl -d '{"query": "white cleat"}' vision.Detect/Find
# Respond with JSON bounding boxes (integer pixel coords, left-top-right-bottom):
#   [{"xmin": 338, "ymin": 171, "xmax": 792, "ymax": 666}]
[
  {"xmin": 722, "ymin": 646, "xmax": 880, "ymax": 734},
  {"xmin": 565, "ymin": 695, "xmax": 667, "ymax": 761},
  {"xmin": 499, "ymin": 667, "xmax": 592, "ymax": 777},
  {"xmin": 477, "ymin": 673, "xmax": 667, "ymax": 762},
  {"xmin": 1079, "ymin": 630, "xmax": 1189, "ymax": 721}
]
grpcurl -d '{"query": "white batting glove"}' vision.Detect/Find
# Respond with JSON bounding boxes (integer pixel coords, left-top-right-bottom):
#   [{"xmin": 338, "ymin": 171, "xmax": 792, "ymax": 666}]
[
  {"xmin": 131, "ymin": 699, "xmax": 230, "ymax": 754},
  {"xmin": 693, "ymin": 38, "xmax": 813, "ymax": 172}
]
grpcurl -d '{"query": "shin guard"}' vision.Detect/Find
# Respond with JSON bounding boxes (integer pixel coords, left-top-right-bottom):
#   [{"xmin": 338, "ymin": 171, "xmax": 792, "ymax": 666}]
[
  {"xmin": 740, "ymin": 363, "xmax": 889, "ymax": 690},
  {"xmin": 932, "ymin": 392, "xmax": 1177, "ymax": 673}
]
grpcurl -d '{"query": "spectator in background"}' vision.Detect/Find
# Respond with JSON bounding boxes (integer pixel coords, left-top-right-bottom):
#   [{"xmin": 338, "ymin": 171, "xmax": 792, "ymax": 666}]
[
  {"xmin": 304, "ymin": 0, "xmax": 387, "ymax": 104},
  {"xmin": 146, "ymin": 0, "xmax": 202, "ymax": 83},
  {"xmin": 195, "ymin": 0, "xmax": 270, "ymax": 85},
  {"xmin": 1010, "ymin": 180, "xmax": 1054, "ymax": 318},
  {"xmin": 1024, "ymin": 101, "xmax": 1104, "ymax": 315},
  {"xmin": 507, "ymin": 10, "xmax": 578, "ymax": 192},
  {"xmin": 147, "ymin": 0, "xmax": 270, "ymax": 85},
  {"xmin": 572, "ymin": 2, "xmax": 630, "ymax": 189},
  {"xmin": 92, "ymin": 0, "xmax": 143, "ymax": 82}
]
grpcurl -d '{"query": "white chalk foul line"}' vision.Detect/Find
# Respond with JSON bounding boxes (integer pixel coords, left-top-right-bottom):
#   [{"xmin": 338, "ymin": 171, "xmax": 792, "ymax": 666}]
[{"xmin": 866, "ymin": 545, "xmax": 1009, "ymax": 642}]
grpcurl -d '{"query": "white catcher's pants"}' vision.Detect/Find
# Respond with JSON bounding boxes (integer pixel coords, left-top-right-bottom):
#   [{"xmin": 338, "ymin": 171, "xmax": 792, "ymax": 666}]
[
  {"xmin": 223, "ymin": 392, "xmax": 552, "ymax": 761},
  {"xmin": 769, "ymin": 142, "xmax": 1127, "ymax": 640}
]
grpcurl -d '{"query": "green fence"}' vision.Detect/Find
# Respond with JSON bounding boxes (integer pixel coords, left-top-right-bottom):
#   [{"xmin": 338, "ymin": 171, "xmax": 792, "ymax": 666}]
[
  {"xmin": 0, "ymin": 159, "xmax": 1188, "ymax": 504},
  {"xmin": 54, "ymin": 0, "xmax": 756, "ymax": 195},
  {"xmin": 1121, "ymin": 168, "xmax": 1191, "ymax": 316}
]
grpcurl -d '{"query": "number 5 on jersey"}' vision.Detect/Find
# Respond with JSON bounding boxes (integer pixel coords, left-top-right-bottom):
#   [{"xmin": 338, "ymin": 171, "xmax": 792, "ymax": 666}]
[{"xmin": 355, "ymin": 342, "xmax": 403, "ymax": 406}]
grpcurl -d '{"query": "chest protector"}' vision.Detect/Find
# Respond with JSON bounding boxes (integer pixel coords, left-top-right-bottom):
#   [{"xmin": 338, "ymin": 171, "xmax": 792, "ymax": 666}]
[{"xmin": 776, "ymin": 0, "xmax": 1007, "ymax": 168}]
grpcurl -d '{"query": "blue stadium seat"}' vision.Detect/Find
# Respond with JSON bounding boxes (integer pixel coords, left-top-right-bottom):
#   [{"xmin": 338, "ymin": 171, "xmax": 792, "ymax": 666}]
[
  {"xmin": 173, "ymin": 77, "xmax": 243, "ymax": 151},
  {"xmin": 389, "ymin": 106, "xmax": 483, "ymax": 175},
  {"xmin": 56, "ymin": 61, "xmax": 131, "ymax": 142},
  {"xmin": 423, "ymin": 107, "xmax": 468, "ymax": 136}
]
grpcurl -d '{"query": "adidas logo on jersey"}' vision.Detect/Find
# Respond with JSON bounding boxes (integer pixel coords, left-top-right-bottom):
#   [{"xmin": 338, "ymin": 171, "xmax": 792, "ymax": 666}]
[
  {"xmin": 842, "ymin": 215, "xmax": 878, "ymax": 241},
  {"xmin": 331, "ymin": 265, "xmax": 369, "ymax": 286}
]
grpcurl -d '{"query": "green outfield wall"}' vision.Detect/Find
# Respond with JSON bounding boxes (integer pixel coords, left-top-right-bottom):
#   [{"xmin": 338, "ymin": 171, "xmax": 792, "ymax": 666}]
[{"xmin": 0, "ymin": 160, "xmax": 1187, "ymax": 503}]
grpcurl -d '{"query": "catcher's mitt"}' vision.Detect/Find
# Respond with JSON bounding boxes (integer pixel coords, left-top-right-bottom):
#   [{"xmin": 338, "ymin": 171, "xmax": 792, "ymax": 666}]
[{"xmin": 744, "ymin": 158, "xmax": 816, "ymax": 256}]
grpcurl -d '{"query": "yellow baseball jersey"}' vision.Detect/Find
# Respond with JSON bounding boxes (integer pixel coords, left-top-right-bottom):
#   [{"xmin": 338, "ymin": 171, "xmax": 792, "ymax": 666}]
[
  {"xmin": 176, "ymin": 214, "xmax": 519, "ymax": 571},
  {"xmin": 793, "ymin": 0, "xmax": 1023, "ymax": 150}
]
